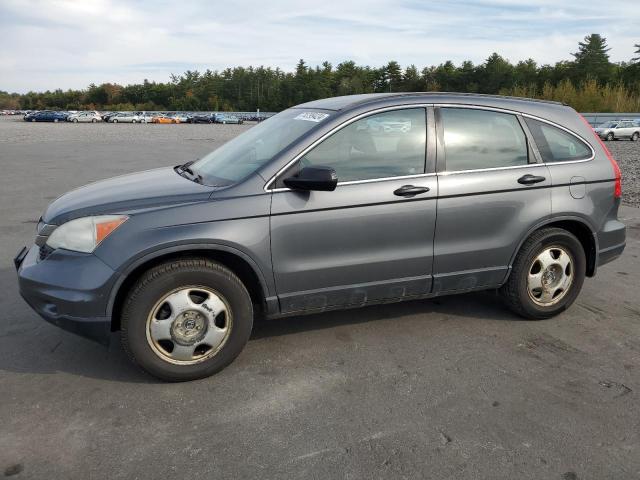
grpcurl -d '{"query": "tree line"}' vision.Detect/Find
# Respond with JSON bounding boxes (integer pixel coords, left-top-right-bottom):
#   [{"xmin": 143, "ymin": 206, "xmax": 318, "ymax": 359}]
[{"xmin": 2, "ymin": 34, "xmax": 639, "ymax": 113}]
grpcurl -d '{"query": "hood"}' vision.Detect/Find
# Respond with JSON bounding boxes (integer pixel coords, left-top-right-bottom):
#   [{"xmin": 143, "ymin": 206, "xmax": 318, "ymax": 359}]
[{"xmin": 43, "ymin": 167, "xmax": 214, "ymax": 224}]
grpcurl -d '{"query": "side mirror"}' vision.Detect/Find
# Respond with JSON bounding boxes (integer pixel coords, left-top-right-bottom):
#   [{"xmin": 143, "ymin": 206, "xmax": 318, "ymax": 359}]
[{"xmin": 283, "ymin": 166, "xmax": 338, "ymax": 192}]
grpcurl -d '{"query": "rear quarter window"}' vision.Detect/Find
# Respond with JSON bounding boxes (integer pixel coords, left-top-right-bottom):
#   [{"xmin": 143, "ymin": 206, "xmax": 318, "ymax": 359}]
[{"xmin": 525, "ymin": 118, "xmax": 592, "ymax": 163}]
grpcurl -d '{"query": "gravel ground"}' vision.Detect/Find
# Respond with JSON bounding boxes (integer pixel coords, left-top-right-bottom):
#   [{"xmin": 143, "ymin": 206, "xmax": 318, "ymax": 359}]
[
  {"xmin": 608, "ymin": 141, "xmax": 640, "ymax": 207},
  {"xmin": 1, "ymin": 117, "xmax": 640, "ymax": 479}
]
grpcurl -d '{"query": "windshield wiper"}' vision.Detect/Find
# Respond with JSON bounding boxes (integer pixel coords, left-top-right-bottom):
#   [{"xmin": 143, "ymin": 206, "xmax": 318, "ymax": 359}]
[{"xmin": 176, "ymin": 161, "xmax": 203, "ymax": 184}]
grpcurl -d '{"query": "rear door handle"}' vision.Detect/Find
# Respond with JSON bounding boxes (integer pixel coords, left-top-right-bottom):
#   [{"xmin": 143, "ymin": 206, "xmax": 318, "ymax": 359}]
[
  {"xmin": 518, "ymin": 174, "xmax": 546, "ymax": 185},
  {"xmin": 394, "ymin": 185, "xmax": 430, "ymax": 197}
]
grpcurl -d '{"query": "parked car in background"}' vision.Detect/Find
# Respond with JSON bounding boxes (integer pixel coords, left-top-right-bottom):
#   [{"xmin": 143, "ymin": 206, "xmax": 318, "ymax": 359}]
[
  {"xmin": 171, "ymin": 113, "xmax": 190, "ymax": 123},
  {"xmin": 594, "ymin": 120, "xmax": 640, "ymax": 141},
  {"xmin": 101, "ymin": 112, "xmax": 118, "ymax": 122},
  {"xmin": 67, "ymin": 112, "xmax": 102, "ymax": 123},
  {"xmin": 29, "ymin": 111, "xmax": 68, "ymax": 122},
  {"xmin": 109, "ymin": 112, "xmax": 141, "ymax": 123},
  {"xmin": 187, "ymin": 113, "xmax": 214, "ymax": 124},
  {"xmin": 15, "ymin": 93, "xmax": 625, "ymax": 381},
  {"xmin": 23, "ymin": 111, "xmax": 39, "ymax": 121},
  {"xmin": 136, "ymin": 112, "xmax": 154, "ymax": 123},
  {"xmin": 213, "ymin": 113, "xmax": 243, "ymax": 124},
  {"xmin": 152, "ymin": 114, "xmax": 179, "ymax": 124}
]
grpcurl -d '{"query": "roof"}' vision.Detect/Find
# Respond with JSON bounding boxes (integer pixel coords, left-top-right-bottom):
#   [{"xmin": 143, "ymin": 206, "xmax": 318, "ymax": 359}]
[{"xmin": 294, "ymin": 92, "xmax": 565, "ymax": 112}]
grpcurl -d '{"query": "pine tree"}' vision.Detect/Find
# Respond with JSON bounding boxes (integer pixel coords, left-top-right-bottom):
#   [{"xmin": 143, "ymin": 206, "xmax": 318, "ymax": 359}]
[
  {"xmin": 572, "ymin": 34, "xmax": 612, "ymax": 83},
  {"xmin": 632, "ymin": 43, "xmax": 640, "ymax": 62}
]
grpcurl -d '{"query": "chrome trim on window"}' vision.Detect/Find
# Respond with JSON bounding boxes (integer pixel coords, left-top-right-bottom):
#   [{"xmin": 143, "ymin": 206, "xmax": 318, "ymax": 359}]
[{"xmin": 440, "ymin": 163, "xmax": 545, "ymax": 176}]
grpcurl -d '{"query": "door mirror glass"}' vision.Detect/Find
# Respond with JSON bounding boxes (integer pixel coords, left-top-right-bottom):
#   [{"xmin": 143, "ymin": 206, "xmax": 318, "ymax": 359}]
[{"xmin": 283, "ymin": 166, "xmax": 338, "ymax": 191}]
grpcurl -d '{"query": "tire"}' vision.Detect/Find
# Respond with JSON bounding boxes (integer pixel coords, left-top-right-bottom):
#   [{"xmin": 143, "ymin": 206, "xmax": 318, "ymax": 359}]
[
  {"xmin": 606, "ymin": 132, "xmax": 614, "ymax": 141},
  {"xmin": 54, "ymin": 118, "xmax": 59, "ymax": 123},
  {"xmin": 31, "ymin": 118, "xmax": 35, "ymax": 122},
  {"xmin": 73, "ymin": 118, "xmax": 78, "ymax": 123},
  {"xmin": 92, "ymin": 119, "xmax": 96, "ymax": 123},
  {"xmin": 121, "ymin": 258, "xmax": 253, "ymax": 382},
  {"xmin": 631, "ymin": 132, "xmax": 639, "ymax": 142},
  {"xmin": 113, "ymin": 119, "xmax": 118, "ymax": 123},
  {"xmin": 500, "ymin": 228, "xmax": 586, "ymax": 320}
]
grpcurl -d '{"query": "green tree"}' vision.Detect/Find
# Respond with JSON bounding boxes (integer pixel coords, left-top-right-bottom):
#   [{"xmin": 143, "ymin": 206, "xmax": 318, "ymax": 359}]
[
  {"xmin": 572, "ymin": 34, "xmax": 612, "ymax": 83},
  {"xmin": 632, "ymin": 43, "xmax": 640, "ymax": 62}
]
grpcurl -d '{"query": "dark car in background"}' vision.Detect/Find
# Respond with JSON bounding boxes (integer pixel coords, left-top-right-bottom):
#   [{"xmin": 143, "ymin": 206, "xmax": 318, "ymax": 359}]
[
  {"xmin": 15, "ymin": 93, "xmax": 625, "ymax": 382},
  {"xmin": 213, "ymin": 113, "xmax": 243, "ymax": 124},
  {"xmin": 187, "ymin": 113, "xmax": 214, "ymax": 124},
  {"xmin": 27, "ymin": 111, "xmax": 68, "ymax": 122}
]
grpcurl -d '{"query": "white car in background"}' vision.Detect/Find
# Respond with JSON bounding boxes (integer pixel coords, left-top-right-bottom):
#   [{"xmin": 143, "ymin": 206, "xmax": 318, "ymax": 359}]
[
  {"xmin": 137, "ymin": 112, "xmax": 154, "ymax": 123},
  {"xmin": 170, "ymin": 113, "xmax": 190, "ymax": 123},
  {"xmin": 108, "ymin": 112, "xmax": 141, "ymax": 123},
  {"xmin": 67, "ymin": 112, "xmax": 102, "ymax": 123}
]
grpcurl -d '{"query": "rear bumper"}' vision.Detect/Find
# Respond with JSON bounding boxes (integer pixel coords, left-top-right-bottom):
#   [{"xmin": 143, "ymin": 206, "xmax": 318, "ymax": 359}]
[
  {"xmin": 597, "ymin": 242, "xmax": 625, "ymax": 267},
  {"xmin": 15, "ymin": 245, "xmax": 117, "ymax": 345}
]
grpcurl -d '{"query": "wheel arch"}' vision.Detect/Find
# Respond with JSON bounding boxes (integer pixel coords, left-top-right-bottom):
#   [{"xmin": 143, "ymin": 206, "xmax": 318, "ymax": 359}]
[
  {"xmin": 507, "ymin": 216, "xmax": 599, "ymax": 282},
  {"xmin": 108, "ymin": 244, "xmax": 271, "ymax": 333}
]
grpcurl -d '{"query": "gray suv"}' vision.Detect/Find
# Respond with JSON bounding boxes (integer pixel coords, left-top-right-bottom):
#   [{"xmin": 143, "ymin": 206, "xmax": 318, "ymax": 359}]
[
  {"xmin": 594, "ymin": 120, "xmax": 640, "ymax": 141},
  {"xmin": 15, "ymin": 93, "xmax": 626, "ymax": 381}
]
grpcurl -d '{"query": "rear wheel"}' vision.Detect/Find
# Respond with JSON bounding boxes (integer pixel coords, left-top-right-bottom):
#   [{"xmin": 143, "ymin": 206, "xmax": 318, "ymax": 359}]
[
  {"xmin": 121, "ymin": 258, "xmax": 253, "ymax": 382},
  {"xmin": 73, "ymin": 118, "xmax": 78, "ymax": 123},
  {"xmin": 113, "ymin": 119, "xmax": 118, "ymax": 123},
  {"xmin": 500, "ymin": 228, "xmax": 586, "ymax": 319},
  {"xmin": 631, "ymin": 132, "xmax": 639, "ymax": 142},
  {"xmin": 54, "ymin": 118, "xmax": 59, "ymax": 123}
]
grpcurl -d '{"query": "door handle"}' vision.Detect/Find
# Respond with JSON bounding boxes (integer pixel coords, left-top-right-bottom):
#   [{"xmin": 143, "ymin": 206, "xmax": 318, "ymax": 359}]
[
  {"xmin": 518, "ymin": 174, "xmax": 546, "ymax": 185},
  {"xmin": 393, "ymin": 185, "xmax": 430, "ymax": 197}
]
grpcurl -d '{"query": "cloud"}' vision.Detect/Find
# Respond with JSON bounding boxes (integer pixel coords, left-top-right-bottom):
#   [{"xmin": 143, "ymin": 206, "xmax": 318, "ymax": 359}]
[{"xmin": 1, "ymin": 0, "xmax": 639, "ymax": 93}]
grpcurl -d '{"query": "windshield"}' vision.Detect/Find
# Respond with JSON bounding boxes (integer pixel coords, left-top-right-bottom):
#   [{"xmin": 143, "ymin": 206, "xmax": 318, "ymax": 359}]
[
  {"xmin": 191, "ymin": 109, "xmax": 331, "ymax": 186},
  {"xmin": 600, "ymin": 121, "xmax": 618, "ymax": 128}
]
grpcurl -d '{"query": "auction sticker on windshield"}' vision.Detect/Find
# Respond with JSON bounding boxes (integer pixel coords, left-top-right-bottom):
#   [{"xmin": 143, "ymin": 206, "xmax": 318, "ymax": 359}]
[{"xmin": 294, "ymin": 112, "xmax": 330, "ymax": 122}]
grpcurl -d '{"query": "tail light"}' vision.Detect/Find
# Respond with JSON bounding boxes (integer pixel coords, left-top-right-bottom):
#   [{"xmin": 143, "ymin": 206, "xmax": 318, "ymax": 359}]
[{"xmin": 578, "ymin": 113, "xmax": 621, "ymax": 198}]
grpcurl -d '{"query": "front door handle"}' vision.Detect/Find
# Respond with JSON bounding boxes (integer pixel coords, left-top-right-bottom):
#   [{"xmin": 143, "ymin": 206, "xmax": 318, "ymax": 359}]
[
  {"xmin": 394, "ymin": 185, "xmax": 430, "ymax": 197},
  {"xmin": 518, "ymin": 174, "xmax": 546, "ymax": 185}
]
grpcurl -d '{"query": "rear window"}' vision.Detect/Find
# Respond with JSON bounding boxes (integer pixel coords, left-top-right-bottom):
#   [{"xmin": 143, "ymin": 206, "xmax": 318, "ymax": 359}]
[{"xmin": 525, "ymin": 118, "xmax": 592, "ymax": 163}]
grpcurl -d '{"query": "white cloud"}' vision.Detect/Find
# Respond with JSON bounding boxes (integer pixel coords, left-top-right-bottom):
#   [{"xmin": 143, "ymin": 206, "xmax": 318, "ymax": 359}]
[{"xmin": 1, "ymin": 0, "xmax": 639, "ymax": 92}]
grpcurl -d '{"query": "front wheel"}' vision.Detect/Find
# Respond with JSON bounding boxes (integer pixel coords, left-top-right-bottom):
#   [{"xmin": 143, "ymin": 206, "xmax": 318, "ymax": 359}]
[
  {"xmin": 121, "ymin": 258, "xmax": 253, "ymax": 382},
  {"xmin": 73, "ymin": 118, "xmax": 78, "ymax": 123},
  {"xmin": 500, "ymin": 228, "xmax": 586, "ymax": 319},
  {"xmin": 606, "ymin": 132, "xmax": 614, "ymax": 141}
]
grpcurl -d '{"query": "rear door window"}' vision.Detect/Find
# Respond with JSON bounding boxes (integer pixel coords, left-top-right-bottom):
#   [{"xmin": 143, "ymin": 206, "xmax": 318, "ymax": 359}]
[
  {"xmin": 439, "ymin": 108, "xmax": 529, "ymax": 171},
  {"xmin": 525, "ymin": 118, "xmax": 592, "ymax": 163}
]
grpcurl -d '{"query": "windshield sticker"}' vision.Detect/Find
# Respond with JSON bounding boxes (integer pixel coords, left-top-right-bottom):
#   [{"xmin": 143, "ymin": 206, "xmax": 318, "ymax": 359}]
[{"xmin": 294, "ymin": 112, "xmax": 330, "ymax": 123}]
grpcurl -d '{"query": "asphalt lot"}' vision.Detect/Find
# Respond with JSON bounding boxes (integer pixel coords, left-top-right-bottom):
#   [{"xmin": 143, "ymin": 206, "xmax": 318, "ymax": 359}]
[{"xmin": 1, "ymin": 116, "xmax": 639, "ymax": 479}]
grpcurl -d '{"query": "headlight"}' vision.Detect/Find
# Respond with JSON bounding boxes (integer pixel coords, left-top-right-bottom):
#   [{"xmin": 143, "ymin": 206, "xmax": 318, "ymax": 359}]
[{"xmin": 46, "ymin": 215, "xmax": 128, "ymax": 253}]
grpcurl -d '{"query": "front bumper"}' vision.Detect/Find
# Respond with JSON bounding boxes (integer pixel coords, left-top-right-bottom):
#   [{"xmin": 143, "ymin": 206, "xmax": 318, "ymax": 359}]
[{"xmin": 15, "ymin": 245, "xmax": 118, "ymax": 345}]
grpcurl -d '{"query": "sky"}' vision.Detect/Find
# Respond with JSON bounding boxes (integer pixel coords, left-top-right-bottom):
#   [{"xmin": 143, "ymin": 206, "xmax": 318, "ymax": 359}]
[{"xmin": 1, "ymin": 0, "xmax": 639, "ymax": 93}]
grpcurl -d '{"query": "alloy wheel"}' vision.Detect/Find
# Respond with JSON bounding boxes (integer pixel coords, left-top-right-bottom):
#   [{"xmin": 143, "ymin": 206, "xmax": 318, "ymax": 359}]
[{"xmin": 527, "ymin": 246, "xmax": 573, "ymax": 306}]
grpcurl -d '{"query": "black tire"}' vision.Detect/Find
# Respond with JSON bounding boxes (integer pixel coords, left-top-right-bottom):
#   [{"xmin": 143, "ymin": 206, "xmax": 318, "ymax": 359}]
[
  {"xmin": 606, "ymin": 132, "xmax": 614, "ymax": 141},
  {"xmin": 73, "ymin": 118, "xmax": 78, "ymax": 123},
  {"xmin": 121, "ymin": 258, "xmax": 253, "ymax": 382},
  {"xmin": 500, "ymin": 228, "xmax": 586, "ymax": 319},
  {"xmin": 631, "ymin": 132, "xmax": 639, "ymax": 142}
]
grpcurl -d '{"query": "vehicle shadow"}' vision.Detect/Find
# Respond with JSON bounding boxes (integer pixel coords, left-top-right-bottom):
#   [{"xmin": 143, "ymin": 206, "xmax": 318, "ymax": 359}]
[{"xmin": 1, "ymin": 270, "xmax": 514, "ymax": 383}]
